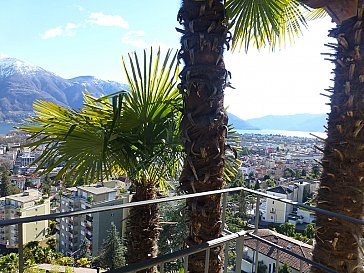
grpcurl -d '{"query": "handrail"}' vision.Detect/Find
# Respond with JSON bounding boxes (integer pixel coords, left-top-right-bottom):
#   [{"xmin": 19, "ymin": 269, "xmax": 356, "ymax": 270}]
[
  {"xmin": 106, "ymin": 230, "xmax": 338, "ymax": 273},
  {"xmin": 0, "ymin": 186, "xmax": 362, "ymax": 227}
]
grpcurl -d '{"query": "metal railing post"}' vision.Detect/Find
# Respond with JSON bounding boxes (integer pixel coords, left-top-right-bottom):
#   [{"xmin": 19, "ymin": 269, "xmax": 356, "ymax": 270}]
[
  {"xmin": 159, "ymin": 262, "xmax": 165, "ymax": 273},
  {"xmin": 204, "ymin": 248, "xmax": 210, "ymax": 273},
  {"xmin": 254, "ymin": 241, "xmax": 259, "ymax": 273},
  {"xmin": 235, "ymin": 236, "xmax": 244, "ymax": 273},
  {"xmin": 254, "ymin": 195, "xmax": 260, "ymax": 233},
  {"xmin": 276, "ymin": 249, "xmax": 280, "ymax": 273},
  {"xmin": 221, "ymin": 192, "xmax": 228, "ymax": 232},
  {"xmin": 183, "ymin": 255, "xmax": 189, "ymax": 273},
  {"xmin": 223, "ymin": 242, "xmax": 229, "ymax": 273},
  {"xmin": 18, "ymin": 223, "xmax": 24, "ymax": 273}
]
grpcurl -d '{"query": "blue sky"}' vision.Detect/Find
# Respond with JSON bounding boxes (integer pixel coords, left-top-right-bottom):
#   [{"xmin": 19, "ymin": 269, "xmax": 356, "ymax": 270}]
[{"xmin": 0, "ymin": 1, "xmax": 335, "ymax": 119}]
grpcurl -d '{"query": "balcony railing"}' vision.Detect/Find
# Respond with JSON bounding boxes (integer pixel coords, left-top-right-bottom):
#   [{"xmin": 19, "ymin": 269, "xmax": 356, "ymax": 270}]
[{"xmin": 0, "ymin": 186, "xmax": 362, "ymax": 273}]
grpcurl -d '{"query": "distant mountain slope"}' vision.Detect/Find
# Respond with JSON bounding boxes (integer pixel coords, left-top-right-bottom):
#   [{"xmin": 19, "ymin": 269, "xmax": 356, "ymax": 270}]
[
  {"xmin": 247, "ymin": 113, "xmax": 327, "ymax": 132},
  {"xmin": 227, "ymin": 113, "xmax": 258, "ymax": 130},
  {"xmin": 0, "ymin": 57, "xmax": 128, "ymax": 122}
]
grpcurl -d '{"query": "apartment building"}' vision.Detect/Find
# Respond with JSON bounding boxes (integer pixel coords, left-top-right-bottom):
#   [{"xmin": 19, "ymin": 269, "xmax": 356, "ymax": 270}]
[
  {"xmin": 56, "ymin": 186, "xmax": 129, "ymax": 258},
  {"xmin": 262, "ymin": 180, "xmax": 317, "ymax": 224},
  {"xmin": 0, "ymin": 189, "xmax": 50, "ymax": 248}
]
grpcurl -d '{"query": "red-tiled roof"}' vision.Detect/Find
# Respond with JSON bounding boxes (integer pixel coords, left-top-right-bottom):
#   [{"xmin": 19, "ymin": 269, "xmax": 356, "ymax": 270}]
[{"xmin": 243, "ymin": 229, "xmax": 313, "ymax": 272}]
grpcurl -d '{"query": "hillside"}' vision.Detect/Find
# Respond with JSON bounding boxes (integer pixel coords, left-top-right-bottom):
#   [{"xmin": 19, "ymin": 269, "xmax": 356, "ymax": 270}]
[{"xmin": 228, "ymin": 113, "xmax": 258, "ymax": 130}]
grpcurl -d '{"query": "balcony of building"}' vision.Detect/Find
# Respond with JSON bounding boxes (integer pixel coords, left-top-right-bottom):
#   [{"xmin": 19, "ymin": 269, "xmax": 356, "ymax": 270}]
[{"xmin": 0, "ymin": 186, "xmax": 360, "ymax": 273}]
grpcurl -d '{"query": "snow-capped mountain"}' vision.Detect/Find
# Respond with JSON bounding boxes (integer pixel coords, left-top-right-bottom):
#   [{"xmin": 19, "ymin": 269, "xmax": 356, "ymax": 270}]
[
  {"xmin": 0, "ymin": 57, "xmax": 45, "ymax": 78},
  {"xmin": 0, "ymin": 57, "xmax": 128, "ymax": 122}
]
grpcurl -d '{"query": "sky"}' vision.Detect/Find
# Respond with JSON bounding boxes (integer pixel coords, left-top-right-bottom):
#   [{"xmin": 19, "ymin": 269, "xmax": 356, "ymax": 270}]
[{"xmin": 0, "ymin": 0, "xmax": 336, "ymax": 120}]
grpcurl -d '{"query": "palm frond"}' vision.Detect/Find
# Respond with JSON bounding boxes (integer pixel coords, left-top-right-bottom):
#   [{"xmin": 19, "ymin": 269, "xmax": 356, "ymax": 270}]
[
  {"xmin": 224, "ymin": 124, "xmax": 241, "ymax": 183},
  {"xmin": 306, "ymin": 7, "xmax": 327, "ymax": 20},
  {"xmin": 226, "ymin": 0, "xmax": 310, "ymax": 51}
]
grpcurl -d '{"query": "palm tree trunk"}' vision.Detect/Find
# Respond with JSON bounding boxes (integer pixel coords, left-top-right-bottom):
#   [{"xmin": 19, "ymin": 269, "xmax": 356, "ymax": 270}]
[
  {"xmin": 126, "ymin": 182, "xmax": 159, "ymax": 273},
  {"xmin": 177, "ymin": 1, "xmax": 228, "ymax": 272},
  {"xmin": 312, "ymin": 6, "xmax": 364, "ymax": 272}
]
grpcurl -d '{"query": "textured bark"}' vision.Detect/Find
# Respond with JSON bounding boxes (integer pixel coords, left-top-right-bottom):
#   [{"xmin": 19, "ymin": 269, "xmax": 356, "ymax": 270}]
[
  {"xmin": 177, "ymin": 1, "xmax": 229, "ymax": 272},
  {"xmin": 312, "ymin": 6, "xmax": 364, "ymax": 273},
  {"xmin": 126, "ymin": 183, "xmax": 159, "ymax": 273}
]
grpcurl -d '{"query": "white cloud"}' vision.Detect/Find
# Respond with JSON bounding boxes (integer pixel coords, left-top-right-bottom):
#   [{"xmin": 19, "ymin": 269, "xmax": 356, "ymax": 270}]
[
  {"xmin": 76, "ymin": 5, "xmax": 84, "ymax": 12},
  {"xmin": 86, "ymin": 12, "xmax": 129, "ymax": 29},
  {"xmin": 41, "ymin": 26, "xmax": 64, "ymax": 39},
  {"xmin": 122, "ymin": 31, "xmax": 169, "ymax": 50},
  {"xmin": 65, "ymin": 23, "xmax": 80, "ymax": 30},
  {"xmin": 41, "ymin": 23, "xmax": 80, "ymax": 40},
  {"xmin": 122, "ymin": 31, "xmax": 148, "ymax": 48}
]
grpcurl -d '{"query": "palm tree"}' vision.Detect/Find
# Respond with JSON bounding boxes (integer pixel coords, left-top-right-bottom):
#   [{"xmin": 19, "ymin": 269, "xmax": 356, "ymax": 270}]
[
  {"xmin": 298, "ymin": 1, "xmax": 364, "ymax": 272},
  {"xmin": 177, "ymin": 1, "xmax": 307, "ymax": 272},
  {"xmin": 20, "ymin": 48, "xmax": 182, "ymax": 273}
]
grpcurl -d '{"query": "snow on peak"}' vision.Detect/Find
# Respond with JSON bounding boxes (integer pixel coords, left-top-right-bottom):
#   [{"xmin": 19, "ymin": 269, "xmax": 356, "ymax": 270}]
[{"xmin": 0, "ymin": 57, "xmax": 43, "ymax": 77}]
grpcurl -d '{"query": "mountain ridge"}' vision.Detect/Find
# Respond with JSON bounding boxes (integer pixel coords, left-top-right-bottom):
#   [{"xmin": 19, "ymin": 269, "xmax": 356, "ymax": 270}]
[{"xmin": 0, "ymin": 57, "xmax": 127, "ymax": 122}]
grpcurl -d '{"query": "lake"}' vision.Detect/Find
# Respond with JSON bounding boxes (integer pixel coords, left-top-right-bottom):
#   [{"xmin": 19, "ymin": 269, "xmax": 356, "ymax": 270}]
[
  {"xmin": 237, "ymin": 129, "xmax": 326, "ymax": 139},
  {"xmin": 0, "ymin": 123, "xmax": 327, "ymax": 139}
]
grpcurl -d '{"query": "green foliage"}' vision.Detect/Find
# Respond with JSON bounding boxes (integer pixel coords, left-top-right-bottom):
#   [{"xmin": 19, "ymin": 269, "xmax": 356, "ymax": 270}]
[
  {"xmin": 24, "ymin": 240, "xmax": 62, "ymax": 265},
  {"xmin": 48, "ymin": 220, "xmax": 57, "ymax": 237},
  {"xmin": 271, "ymin": 223, "xmax": 314, "ymax": 245},
  {"xmin": 41, "ymin": 175, "xmax": 52, "ymax": 196},
  {"xmin": 97, "ymin": 223, "xmax": 126, "ymax": 270},
  {"xmin": 304, "ymin": 223, "xmax": 315, "ymax": 239},
  {"xmin": 159, "ymin": 201, "xmax": 187, "ymax": 271},
  {"xmin": 278, "ymin": 263, "xmax": 292, "ymax": 273},
  {"xmin": 276, "ymin": 223, "xmax": 295, "ymax": 237},
  {"xmin": 55, "ymin": 256, "xmax": 74, "ymax": 266},
  {"xmin": 0, "ymin": 169, "xmax": 20, "ymax": 197},
  {"xmin": 20, "ymin": 47, "xmax": 183, "ymax": 190},
  {"xmin": 225, "ymin": 0, "xmax": 309, "ymax": 51},
  {"xmin": 0, "ymin": 252, "xmax": 19, "ymax": 272},
  {"xmin": 76, "ymin": 257, "xmax": 92, "ymax": 268}
]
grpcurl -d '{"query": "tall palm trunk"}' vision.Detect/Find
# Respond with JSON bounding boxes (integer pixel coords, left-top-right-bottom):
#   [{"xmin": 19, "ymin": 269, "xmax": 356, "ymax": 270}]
[
  {"xmin": 177, "ymin": 1, "xmax": 229, "ymax": 272},
  {"xmin": 312, "ymin": 6, "xmax": 364, "ymax": 272},
  {"xmin": 126, "ymin": 183, "xmax": 159, "ymax": 273}
]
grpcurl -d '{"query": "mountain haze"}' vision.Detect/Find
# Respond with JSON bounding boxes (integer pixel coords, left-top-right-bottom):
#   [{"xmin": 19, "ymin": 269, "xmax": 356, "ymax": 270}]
[
  {"xmin": 0, "ymin": 57, "xmax": 127, "ymax": 122},
  {"xmin": 246, "ymin": 113, "xmax": 327, "ymax": 132}
]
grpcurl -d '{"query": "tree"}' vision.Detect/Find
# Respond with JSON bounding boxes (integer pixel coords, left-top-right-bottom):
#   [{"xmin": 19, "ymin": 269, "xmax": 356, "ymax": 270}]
[
  {"xmin": 177, "ymin": 1, "xmax": 308, "ymax": 271},
  {"xmin": 79, "ymin": 238, "xmax": 92, "ymax": 260},
  {"xmin": 277, "ymin": 223, "xmax": 296, "ymax": 237},
  {"xmin": 0, "ymin": 168, "xmax": 20, "ymax": 197},
  {"xmin": 299, "ymin": 2, "xmax": 364, "ymax": 271},
  {"xmin": 20, "ymin": 48, "xmax": 182, "ymax": 273},
  {"xmin": 303, "ymin": 223, "xmax": 315, "ymax": 239},
  {"xmin": 97, "ymin": 223, "xmax": 126, "ymax": 270},
  {"xmin": 278, "ymin": 263, "xmax": 292, "ymax": 273},
  {"xmin": 41, "ymin": 175, "xmax": 52, "ymax": 196}
]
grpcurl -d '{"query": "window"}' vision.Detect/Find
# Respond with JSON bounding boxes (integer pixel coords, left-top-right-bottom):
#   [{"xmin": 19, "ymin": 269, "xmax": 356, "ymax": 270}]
[
  {"xmin": 61, "ymin": 241, "xmax": 65, "ymax": 246},
  {"xmin": 272, "ymin": 201, "xmax": 274, "ymax": 204},
  {"xmin": 271, "ymin": 216, "xmax": 273, "ymax": 220},
  {"xmin": 111, "ymin": 213, "xmax": 114, "ymax": 217},
  {"xmin": 269, "ymin": 264, "xmax": 271, "ymax": 273}
]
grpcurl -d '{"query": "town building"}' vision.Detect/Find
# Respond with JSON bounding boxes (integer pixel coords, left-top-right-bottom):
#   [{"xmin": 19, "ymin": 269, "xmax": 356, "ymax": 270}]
[
  {"xmin": 262, "ymin": 186, "xmax": 294, "ymax": 224},
  {"xmin": 0, "ymin": 189, "xmax": 50, "ymax": 248},
  {"xmin": 56, "ymin": 185, "xmax": 129, "ymax": 258},
  {"xmin": 241, "ymin": 229, "xmax": 312, "ymax": 273}
]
